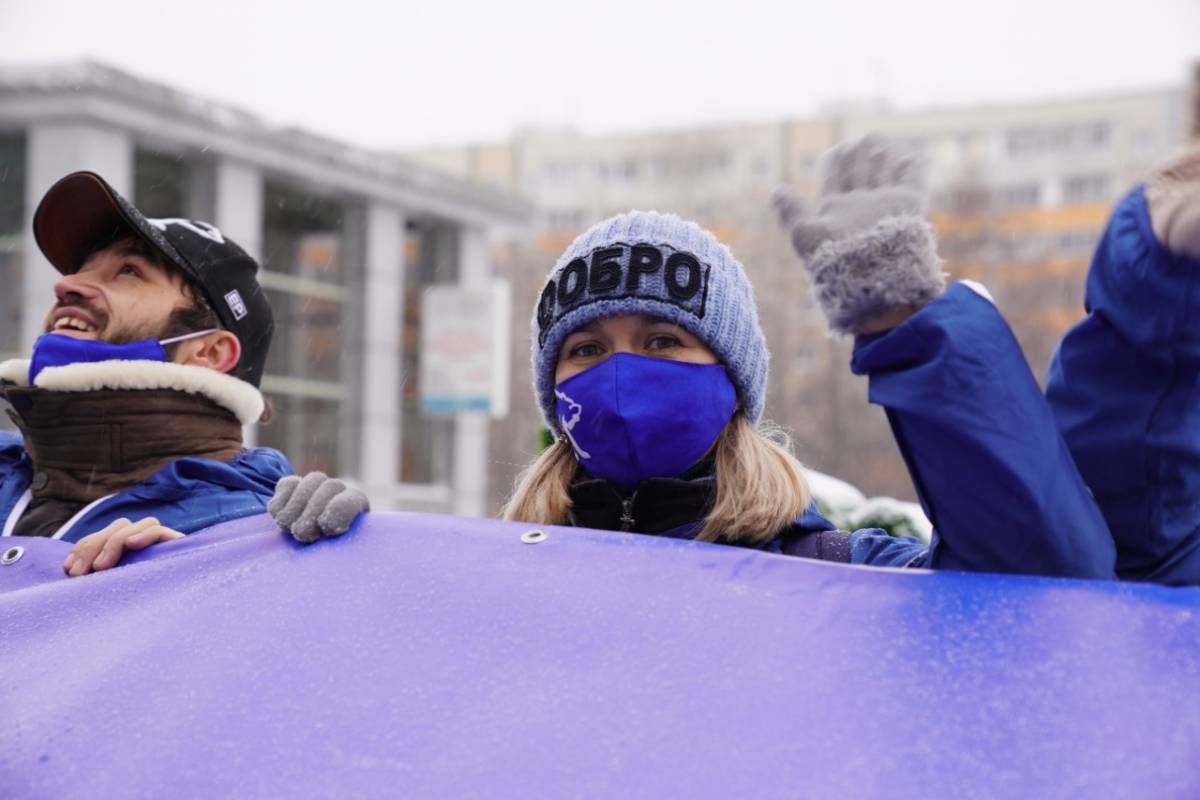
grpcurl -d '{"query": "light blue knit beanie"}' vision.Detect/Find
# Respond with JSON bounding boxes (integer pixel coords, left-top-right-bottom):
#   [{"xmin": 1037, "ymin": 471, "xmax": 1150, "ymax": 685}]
[{"xmin": 533, "ymin": 210, "xmax": 769, "ymax": 434}]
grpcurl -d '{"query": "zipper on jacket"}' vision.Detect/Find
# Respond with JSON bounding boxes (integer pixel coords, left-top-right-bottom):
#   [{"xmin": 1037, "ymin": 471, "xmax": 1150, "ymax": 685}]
[{"xmin": 619, "ymin": 493, "xmax": 636, "ymax": 532}]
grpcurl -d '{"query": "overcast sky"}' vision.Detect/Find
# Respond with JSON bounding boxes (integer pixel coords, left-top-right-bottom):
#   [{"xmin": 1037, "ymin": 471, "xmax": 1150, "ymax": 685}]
[{"xmin": 1, "ymin": 0, "xmax": 1196, "ymax": 151}]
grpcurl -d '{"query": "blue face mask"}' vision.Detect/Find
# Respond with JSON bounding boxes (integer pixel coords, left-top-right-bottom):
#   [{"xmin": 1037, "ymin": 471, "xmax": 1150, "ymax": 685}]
[
  {"xmin": 554, "ymin": 352, "xmax": 738, "ymax": 490},
  {"xmin": 28, "ymin": 329, "xmax": 219, "ymax": 384}
]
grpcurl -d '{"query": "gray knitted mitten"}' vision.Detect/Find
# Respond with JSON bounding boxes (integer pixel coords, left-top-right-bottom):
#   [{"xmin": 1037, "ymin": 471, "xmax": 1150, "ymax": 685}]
[
  {"xmin": 1145, "ymin": 145, "xmax": 1200, "ymax": 261},
  {"xmin": 772, "ymin": 133, "xmax": 946, "ymax": 335},
  {"xmin": 270, "ymin": 472, "xmax": 370, "ymax": 544}
]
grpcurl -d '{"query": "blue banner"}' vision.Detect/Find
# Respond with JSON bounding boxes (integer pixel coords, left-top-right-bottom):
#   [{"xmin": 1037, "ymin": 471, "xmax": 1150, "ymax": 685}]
[{"xmin": 1, "ymin": 513, "xmax": 1197, "ymax": 797}]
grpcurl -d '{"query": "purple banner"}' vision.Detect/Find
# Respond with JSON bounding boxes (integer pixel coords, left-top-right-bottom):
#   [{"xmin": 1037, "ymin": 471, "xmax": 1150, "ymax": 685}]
[{"xmin": 1, "ymin": 513, "xmax": 1198, "ymax": 798}]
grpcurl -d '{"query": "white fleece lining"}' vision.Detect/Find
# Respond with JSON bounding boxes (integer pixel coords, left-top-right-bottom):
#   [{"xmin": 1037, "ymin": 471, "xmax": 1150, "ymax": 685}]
[
  {"xmin": 0, "ymin": 359, "xmax": 264, "ymax": 425},
  {"xmin": 2, "ymin": 489, "xmax": 32, "ymax": 537},
  {"xmin": 51, "ymin": 493, "xmax": 118, "ymax": 541},
  {"xmin": 0, "ymin": 359, "xmax": 28, "ymax": 386}
]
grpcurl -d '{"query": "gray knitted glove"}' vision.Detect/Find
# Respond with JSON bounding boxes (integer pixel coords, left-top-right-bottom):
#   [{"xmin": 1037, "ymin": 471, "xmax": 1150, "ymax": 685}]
[
  {"xmin": 269, "ymin": 472, "xmax": 370, "ymax": 544},
  {"xmin": 772, "ymin": 133, "xmax": 946, "ymax": 334},
  {"xmin": 1145, "ymin": 145, "xmax": 1200, "ymax": 261}
]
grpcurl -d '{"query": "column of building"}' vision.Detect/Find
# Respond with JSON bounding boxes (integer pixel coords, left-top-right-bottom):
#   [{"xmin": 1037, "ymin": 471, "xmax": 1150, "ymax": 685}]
[
  {"xmin": 22, "ymin": 123, "xmax": 133, "ymax": 350},
  {"xmin": 213, "ymin": 159, "xmax": 265, "ymax": 447},
  {"xmin": 359, "ymin": 203, "xmax": 406, "ymax": 508},
  {"xmin": 453, "ymin": 224, "xmax": 491, "ymax": 518}
]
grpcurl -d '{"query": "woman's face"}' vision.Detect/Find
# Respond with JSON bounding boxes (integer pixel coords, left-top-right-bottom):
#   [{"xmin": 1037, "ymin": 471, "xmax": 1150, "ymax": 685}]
[{"xmin": 555, "ymin": 314, "xmax": 719, "ymax": 384}]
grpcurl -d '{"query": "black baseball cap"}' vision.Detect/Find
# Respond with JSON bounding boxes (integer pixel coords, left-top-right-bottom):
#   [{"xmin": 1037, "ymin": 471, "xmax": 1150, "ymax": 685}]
[{"xmin": 32, "ymin": 171, "xmax": 274, "ymax": 387}]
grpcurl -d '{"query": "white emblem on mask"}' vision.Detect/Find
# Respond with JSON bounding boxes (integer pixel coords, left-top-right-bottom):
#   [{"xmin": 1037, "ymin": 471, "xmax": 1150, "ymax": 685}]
[
  {"xmin": 147, "ymin": 218, "xmax": 227, "ymax": 244},
  {"xmin": 555, "ymin": 389, "xmax": 591, "ymax": 460}
]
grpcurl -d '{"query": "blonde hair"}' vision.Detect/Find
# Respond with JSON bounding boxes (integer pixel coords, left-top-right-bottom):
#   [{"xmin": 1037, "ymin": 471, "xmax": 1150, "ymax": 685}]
[{"xmin": 501, "ymin": 412, "xmax": 810, "ymax": 545}]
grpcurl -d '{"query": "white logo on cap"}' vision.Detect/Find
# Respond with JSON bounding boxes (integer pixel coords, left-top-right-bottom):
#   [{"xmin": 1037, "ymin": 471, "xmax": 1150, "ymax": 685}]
[
  {"xmin": 225, "ymin": 289, "xmax": 248, "ymax": 320},
  {"xmin": 148, "ymin": 218, "xmax": 227, "ymax": 244}
]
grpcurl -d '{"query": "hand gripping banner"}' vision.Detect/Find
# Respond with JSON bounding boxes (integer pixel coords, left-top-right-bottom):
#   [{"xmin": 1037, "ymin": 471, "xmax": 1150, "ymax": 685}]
[{"xmin": 1, "ymin": 513, "xmax": 1198, "ymax": 797}]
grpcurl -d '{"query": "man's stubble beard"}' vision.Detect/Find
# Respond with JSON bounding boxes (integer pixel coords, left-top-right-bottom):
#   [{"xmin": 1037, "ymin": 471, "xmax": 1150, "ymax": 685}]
[{"xmin": 45, "ymin": 298, "xmax": 180, "ymax": 347}]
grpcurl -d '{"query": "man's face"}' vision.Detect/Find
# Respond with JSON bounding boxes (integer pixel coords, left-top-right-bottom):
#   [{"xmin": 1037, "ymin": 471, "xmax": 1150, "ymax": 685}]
[{"xmin": 42, "ymin": 238, "xmax": 191, "ymax": 344}]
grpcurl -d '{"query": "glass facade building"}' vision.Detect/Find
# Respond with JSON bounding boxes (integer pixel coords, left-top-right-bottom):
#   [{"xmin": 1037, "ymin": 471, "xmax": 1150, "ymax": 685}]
[{"xmin": 0, "ymin": 63, "xmax": 528, "ymax": 513}]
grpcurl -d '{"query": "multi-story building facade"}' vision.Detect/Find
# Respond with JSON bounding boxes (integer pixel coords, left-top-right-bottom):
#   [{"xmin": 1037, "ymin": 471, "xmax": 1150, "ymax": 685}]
[
  {"xmin": 412, "ymin": 87, "xmax": 1188, "ymax": 505},
  {"xmin": 0, "ymin": 61, "xmax": 530, "ymax": 517}
]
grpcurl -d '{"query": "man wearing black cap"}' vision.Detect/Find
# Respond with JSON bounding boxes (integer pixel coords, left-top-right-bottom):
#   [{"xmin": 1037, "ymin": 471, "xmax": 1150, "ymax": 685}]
[{"xmin": 0, "ymin": 171, "xmax": 294, "ymax": 575}]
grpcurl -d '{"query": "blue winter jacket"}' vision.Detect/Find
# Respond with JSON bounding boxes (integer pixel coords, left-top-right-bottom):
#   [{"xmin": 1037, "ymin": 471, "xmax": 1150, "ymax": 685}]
[
  {"xmin": 851, "ymin": 282, "xmax": 1118, "ymax": 580},
  {"xmin": 0, "ymin": 430, "xmax": 292, "ymax": 544},
  {"xmin": 1046, "ymin": 187, "xmax": 1200, "ymax": 585}
]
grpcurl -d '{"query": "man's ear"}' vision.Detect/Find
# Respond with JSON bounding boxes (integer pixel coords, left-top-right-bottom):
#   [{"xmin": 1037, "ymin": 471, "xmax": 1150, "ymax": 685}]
[{"xmin": 175, "ymin": 331, "xmax": 241, "ymax": 375}]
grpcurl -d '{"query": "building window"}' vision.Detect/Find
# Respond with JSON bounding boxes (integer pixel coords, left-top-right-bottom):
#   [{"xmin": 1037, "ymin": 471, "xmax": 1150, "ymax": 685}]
[
  {"xmin": 1006, "ymin": 122, "xmax": 1113, "ymax": 158},
  {"xmin": 1001, "ymin": 184, "xmax": 1041, "ymax": 209},
  {"xmin": 1062, "ymin": 174, "xmax": 1111, "ymax": 205},
  {"xmin": 135, "ymin": 150, "xmax": 188, "ymax": 217},
  {"xmin": 133, "ymin": 148, "xmax": 212, "ymax": 220},
  {"xmin": 1006, "ymin": 128, "xmax": 1041, "ymax": 158},
  {"xmin": 257, "ymin": 182, "xmax": 355, "ymax": 475},
  {"xmin": 0, "ymin": 133, "xmax": 25, "ymax": 363},
  {"xmin": 695, "ymin": 151, "xmax": 731, "ymax": 176},
  {"xmin": 945, "ymin": 187, "xmax": 990, "ymax": 213},
  {"xmin": 399, "ymin": 220, "xmax": 456, "ymax": 485}
]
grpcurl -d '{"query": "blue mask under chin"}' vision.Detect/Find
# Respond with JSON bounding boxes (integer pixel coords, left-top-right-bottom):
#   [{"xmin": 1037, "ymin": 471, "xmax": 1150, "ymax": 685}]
[
  {"xmin": 554, "ymin": 352, "xmax": 737, "ymax": 491},
  {"xmin": 28, "ymin": 329, "xmax": 219, "ymax": 384}
]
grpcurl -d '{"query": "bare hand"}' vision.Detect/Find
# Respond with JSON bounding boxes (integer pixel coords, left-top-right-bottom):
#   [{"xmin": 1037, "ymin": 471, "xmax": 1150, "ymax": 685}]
[{"xmin": 62, "ymin": 517, "xmax": 184, "ymax": 577}]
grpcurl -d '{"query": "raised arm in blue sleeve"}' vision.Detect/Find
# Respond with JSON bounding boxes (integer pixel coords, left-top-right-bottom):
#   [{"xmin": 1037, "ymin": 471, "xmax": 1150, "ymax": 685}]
[
  {"xmin": 851, "ymin": 282, "xmax": 1116, "ymax": 580},
  {"xmin": 1045, "ymin": 187, "xmax": 1200, "ymax": 585}
]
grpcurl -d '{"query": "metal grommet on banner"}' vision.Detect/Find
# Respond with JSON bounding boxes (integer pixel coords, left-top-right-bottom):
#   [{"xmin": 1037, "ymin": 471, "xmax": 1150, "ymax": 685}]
[
  {"xmin": 520, "ymin": 530, "xmax": 548, "ymax": 544},
  {"xmin": 1, "ymin": 546, "xmax": 24, "ymax": 565}
]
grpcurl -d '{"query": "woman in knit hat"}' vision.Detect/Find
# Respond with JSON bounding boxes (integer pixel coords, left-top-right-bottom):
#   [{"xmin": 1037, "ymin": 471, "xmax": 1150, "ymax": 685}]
[
  {"xmin": 502, "ymin": 208, "xmax": 878, "ymax": 562},
  {"xmin": 273, "ymin": 135, "xmax": 1120, "ymax": 580},
  {"xmin": 497, "ymin": 133, "xmax": 1119, "ymax": 575}
]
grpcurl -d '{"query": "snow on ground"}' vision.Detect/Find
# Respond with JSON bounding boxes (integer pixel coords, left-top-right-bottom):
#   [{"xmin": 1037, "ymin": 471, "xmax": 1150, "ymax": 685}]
[
  {"xmin": 803, "ymin": 469, "xmax": 865, "ymax": 512},
  {"xmin": 805, "ymin": 469, "xmax": 933, "ymax": 543}
]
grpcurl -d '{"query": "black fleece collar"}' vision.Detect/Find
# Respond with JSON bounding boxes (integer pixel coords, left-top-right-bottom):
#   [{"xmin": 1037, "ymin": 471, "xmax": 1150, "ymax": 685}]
[
  {"xmin": 569, "ymin": 469, "xmax": 716, "ymax": 537},
  {"xmin": 566, "ymin": 459, "xmax": 848, "ymax": 561}
]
